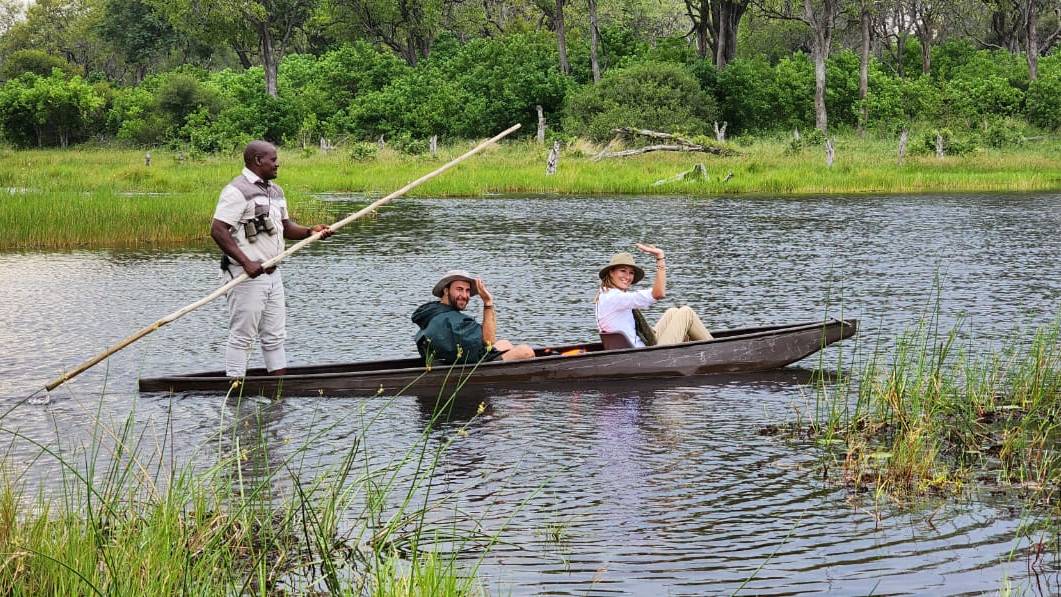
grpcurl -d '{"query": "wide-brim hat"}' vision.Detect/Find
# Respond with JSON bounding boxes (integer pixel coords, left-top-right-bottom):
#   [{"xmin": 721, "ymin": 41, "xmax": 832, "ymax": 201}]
[
  {"xmin": 598, "ymin": 252, "xmax": 644, "ymax": 284},
  {"xmin": 432, "ymin": 269, "xmax": 478, "ymax": 297}
]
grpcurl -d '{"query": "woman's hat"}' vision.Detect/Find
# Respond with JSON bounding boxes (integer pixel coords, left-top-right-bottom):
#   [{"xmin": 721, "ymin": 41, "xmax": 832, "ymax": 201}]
[
  {"xmin": 598, "ymin": 252, "xmax": 644, "ymax": 284},
  {"xmin": 432, "ymin": 269, "xmax": 478, "ymax": 297}
]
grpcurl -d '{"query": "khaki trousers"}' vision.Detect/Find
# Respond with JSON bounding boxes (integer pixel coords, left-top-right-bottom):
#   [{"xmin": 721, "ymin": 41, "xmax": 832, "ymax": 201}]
[
  {"xmin": 653, "ymin": 306, "xmax": 713, "ymax": 345},
  {"xmin": 224, "ymin": 270, "xmax": 287, "ymax": 377}
]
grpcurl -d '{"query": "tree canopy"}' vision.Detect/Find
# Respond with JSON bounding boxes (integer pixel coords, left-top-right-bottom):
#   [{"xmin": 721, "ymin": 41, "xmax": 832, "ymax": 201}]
[{"xmin": 0, "ymin": 0, "xmax": 1057, "ymax": 148}]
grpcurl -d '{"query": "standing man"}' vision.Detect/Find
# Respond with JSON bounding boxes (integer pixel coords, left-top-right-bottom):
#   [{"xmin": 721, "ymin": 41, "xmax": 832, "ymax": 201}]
[
  {"xmin": 211, "ymin": 140, "xmax": 333, "ymax": 378},
  {"xmin": 412, "ymin": 270, "xmax": 535, "ymax": 365}
]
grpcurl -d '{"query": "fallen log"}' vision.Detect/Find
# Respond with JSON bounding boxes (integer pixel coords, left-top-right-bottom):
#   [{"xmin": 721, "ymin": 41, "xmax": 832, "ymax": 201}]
[
  {"xmin": 600, "ymin": 144, "xmax": 714, "ymax": 159},
  {"xmin": 594, "ymin": 127, "xmax": 738, "ymax": 160}
]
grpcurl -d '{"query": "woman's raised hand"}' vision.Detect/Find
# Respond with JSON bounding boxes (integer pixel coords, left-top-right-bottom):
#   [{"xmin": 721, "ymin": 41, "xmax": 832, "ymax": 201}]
[{"xmin": 634, "ymin": 243, "xmax": 665, "ymax": 260}]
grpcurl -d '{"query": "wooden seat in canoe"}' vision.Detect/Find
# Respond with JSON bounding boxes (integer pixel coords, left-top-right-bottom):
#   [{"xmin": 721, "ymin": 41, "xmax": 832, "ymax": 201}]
[{"xmin": 599, "ymin": 332, "xmax": 633, "ymax": 350}]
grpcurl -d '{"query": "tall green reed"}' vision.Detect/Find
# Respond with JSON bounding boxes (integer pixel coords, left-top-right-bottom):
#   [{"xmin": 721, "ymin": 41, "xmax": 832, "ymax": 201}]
[
  {"xmin": 0, "ymin": 372, "xmax": 500, "ymax": 595},
  {"xmin": 811, "ymin": 305, "xmax": 1060, "ymax": 503}
]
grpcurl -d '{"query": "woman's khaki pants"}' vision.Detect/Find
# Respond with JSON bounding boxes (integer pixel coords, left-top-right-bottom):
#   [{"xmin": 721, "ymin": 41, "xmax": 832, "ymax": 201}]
[{"xmin": 653, "ymin": 306, "xmax": 713, "ymax": 345}]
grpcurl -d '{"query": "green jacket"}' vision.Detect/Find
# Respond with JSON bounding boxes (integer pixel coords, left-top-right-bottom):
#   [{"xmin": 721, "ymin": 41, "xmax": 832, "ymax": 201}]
[{"xmin": 411, "ymin": 301, "xmax": 490, "ymax": 365}]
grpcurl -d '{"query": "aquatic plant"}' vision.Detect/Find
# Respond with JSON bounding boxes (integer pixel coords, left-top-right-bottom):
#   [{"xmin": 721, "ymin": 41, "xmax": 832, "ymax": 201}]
[
  {"xmin": 811, "ymin": 311, "xmax": 1061, "ymax": 504},
  {"xmin": 0, "ymin": 378, "xmax": 495, "ymax": 595}
]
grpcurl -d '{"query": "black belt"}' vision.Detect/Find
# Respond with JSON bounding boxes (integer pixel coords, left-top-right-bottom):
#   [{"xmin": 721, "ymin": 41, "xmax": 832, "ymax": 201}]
[{"xmin": 220, "ymin": 254, "xmax": 277, "ymax": 275}]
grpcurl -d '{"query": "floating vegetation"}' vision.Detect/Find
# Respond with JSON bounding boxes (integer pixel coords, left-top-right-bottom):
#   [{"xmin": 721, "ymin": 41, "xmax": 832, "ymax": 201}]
[{"xmin": 804, "ymin": 311, "xmax": 1060, "ymax": 508}]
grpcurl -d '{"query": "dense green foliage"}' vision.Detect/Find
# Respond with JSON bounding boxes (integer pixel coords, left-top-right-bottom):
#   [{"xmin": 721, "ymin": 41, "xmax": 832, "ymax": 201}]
[
  {"xmin": 0, "ymin": 69, "xmax": 105, "ymax": 147},
  {"xmin": 562, "ymin": 61, "xmax": 716, "ymax": 141},
  {"xmin": 0, "ymin": 0, "xmax": 1058, "ymax": 151}
]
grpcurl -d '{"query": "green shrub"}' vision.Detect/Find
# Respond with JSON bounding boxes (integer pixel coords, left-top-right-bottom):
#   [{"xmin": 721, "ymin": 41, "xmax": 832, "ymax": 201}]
[
  {"xmin": 108, "ymin": 86, "xmax": 168, "ymax": 145},
  {"xmin": 343, "ymin": 32, "xmax": 568, "ymax": 140},
  {"xmin": 596, "ymin": 24, "xmax": 649, "ymax": 71},
  {"xmin": 562, "ymin": 61, "xmax": 717, "ymax": 142},
  {"xmin": 784, "ymin": 127, "xmax": 827, "ymax": 154},
  {"xmin": 0, "ymin": 70, "xmax": 105, "ymax": 147},
  {"xmin": 716, "ymin": 58, "xmax": 776, "ymax": 134},
  {"xmin": 175, "ymin": 68, "xmax": 300, "ymax": 149},
  {"xmin": 1026, "ymin": 75, "xmax": 1061, "ymax": 130},
  {"xmin": 825, "ymin": 50, "xmax": 863, "ymax": 128},
  {"xmin": 155, "ymin": 72, "xmax": 220, "ymax": 125},
  {"xmin": 391, "ymin": 133, "xmax": 429, "ymax": 155},
  {"xmin": 980, "ymin": 117, "xmax": 1027, "ymax": 148},
  {"xmin": 771, "ymin": 53, "xmax": 815, "ymax": 131},
  {"xmin": 0, "ymin": 50, "xmax": 80, "ymax": 80},
  {"xmin": 930, "ymin": 40, "xmax": 980, "ymax": 81},
  {"xmin": 913, "ymin": 128, "xmax": 980, "ymax": 156},
  {"xmin": 943, "ymin": 75, "xmax": 1024, "ymax": 123},
  {"xmin": 347, "ymin": 141, "xmax": 378, "ymax": 161},
  {"xmin": 279, "ymin": 43, "xmax": 408, "ymax": 139},
  {"xmin": 860, "ymin": 71, "xmax": 943, "ymax": 133}
]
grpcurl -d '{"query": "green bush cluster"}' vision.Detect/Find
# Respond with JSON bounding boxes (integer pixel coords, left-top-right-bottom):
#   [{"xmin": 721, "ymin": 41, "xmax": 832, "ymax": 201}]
[
  {"xmin": 913, "ymin": 129, "xmax": 980, "ymax": 156},
  {"xmin": 0, "ymin": 69, "xmax": 105, "ymax": 147},
  {"xmin": 561, "ymin": 61, "xmax": 717, "ymax": 142},
  {"xmin": 0, "ymin": 34, "xmax": 1057, "ymax": 150}
]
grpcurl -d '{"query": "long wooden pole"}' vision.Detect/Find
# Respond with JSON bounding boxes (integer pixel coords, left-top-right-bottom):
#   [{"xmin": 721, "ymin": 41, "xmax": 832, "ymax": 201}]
[{"xmin": 40, "ymin": 124, "xmax": 521, "ymax": 394}]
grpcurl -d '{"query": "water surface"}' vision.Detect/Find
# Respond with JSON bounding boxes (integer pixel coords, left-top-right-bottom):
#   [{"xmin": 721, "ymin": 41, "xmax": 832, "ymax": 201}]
[{"xmin": 2, "ymin": 193, "xmax": 1060, "ymax": 595}]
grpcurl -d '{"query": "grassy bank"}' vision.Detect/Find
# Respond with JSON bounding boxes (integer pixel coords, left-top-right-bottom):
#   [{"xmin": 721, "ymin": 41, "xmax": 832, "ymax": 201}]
[
  {"xmin": 799, "ymin": 313, "xmax": 1061, "ymax": 509},
  {"xmin": 2, "ymin": 134, "xmax": 1060, "ymax": 249},
  {"xmin": 0, "ymin": 388, "xmax": 491, "ymax": 595}
]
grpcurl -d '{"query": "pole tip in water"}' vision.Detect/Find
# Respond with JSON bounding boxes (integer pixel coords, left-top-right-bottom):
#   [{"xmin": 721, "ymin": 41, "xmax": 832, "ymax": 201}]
[{"xmin": 27, "ymin": 388, "xmax": 51, "ymax": 405}]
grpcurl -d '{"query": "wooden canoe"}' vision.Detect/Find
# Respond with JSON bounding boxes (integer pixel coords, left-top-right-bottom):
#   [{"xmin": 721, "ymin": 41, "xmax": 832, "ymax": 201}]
[{"xmin": 138, "ymin": 319, "xmax": 857, "ymax": 397}]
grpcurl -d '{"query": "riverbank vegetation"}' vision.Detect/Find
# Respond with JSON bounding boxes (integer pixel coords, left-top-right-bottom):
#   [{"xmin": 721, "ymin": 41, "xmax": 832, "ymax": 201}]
[
  {"xmin": 0, "ymin": 390, "xmax": 491, "ymax": 594},
  {"xmin": 0, "ymin": 1, "xmax": 1058, "ymax": 154},
  {"xmin": 798, "ymin": 312, "xmax": 1060, "ymax": 513},
  {"xmin": 3, "ymin": 134, "xmax": 1060, "ymax": 249},
  {"xmin": 2, "ymin": 0, "xmax": 1059, "ymax": 250}
]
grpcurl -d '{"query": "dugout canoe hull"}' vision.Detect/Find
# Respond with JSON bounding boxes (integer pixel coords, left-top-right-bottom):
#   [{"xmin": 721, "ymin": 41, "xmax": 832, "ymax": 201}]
[{"xmin": 138, "ymin": 319, "xmax": 857, "ymax": 397}]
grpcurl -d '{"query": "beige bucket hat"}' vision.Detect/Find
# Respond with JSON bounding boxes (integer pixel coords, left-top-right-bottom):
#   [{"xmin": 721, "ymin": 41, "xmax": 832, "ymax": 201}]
[
  {"xmin": 432, "ymin": 269, "xmax": 478, "ymax": 297},
  {"xmin": 598, "ymin": 252, "xmax": 645, "ymax": 284}
]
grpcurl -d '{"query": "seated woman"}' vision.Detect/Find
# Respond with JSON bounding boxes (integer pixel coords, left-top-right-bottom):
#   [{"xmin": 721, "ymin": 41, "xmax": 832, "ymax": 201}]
[{"xmin": 595, "ymin": 244, "xmax": 713, "ymax": 347}]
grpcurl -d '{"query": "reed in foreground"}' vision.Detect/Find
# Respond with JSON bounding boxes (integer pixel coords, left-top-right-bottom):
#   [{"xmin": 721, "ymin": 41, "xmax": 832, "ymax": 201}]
[{"xmin": 0, "ymin": 385, "xmax": 492, "ymax": 595}]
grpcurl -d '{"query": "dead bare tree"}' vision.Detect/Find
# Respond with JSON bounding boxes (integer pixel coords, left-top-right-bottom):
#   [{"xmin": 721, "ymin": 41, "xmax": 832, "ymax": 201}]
[
  {"xmin": 594, "ymin": 128, "xmax": 739, "ymax": 160},
  {"xmin": 589, "ymin": 0, "xmax": 601, "ymax": 82}
]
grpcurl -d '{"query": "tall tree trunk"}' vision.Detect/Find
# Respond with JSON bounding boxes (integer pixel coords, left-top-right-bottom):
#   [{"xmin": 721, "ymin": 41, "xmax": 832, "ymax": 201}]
[
  {"xmin": 859, "ymin": 1, "xmax": 870, "ymax": 131},
  {"xmin": 1026, "ymin": 0, "xmax": 1039, "ymax": 80},
  {"xmin": 913, "ymin": 0, "xmax": 932, "ymax": 75},
  {"xmin": 712, "ymin": 0, "xmax": 729, "ymax": 66},
  {"xmin": 716, "ymin": 0, "xmax": 728, "ymax": 67},
  {"xmin": 812, "ymin": 41, "xmax": 829, "ymax": 133},
  {"xmin": 920, "ymin": 36, "xmax": 931, "ymax": 74},
  {"xmin": 721, "ymin": 1, "xmax": 747, "ymax": 66},
  {"xmin": 234, "ymin": 48, "xmax": 253, "ymax": 69},
  {"xmin": 588, "ymin": 0, "xmax": 601, "ymax": 82},
  {"xmin": 555, "ymin": 0, "xmax": 569, "ymax": 75},
  {"xmin": 260, "ymin": 25, "xmax": 278, "ymax": 97},
  {"xmin": 805, "ymin": 0, "xmax": 835, "ymax": 134},
  {"xmin": 685, "ymin": 0, "xmax": 710, "ymax": 58}
]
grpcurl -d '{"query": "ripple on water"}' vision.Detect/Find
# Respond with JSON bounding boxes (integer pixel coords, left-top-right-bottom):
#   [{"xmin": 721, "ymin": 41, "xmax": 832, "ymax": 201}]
[{"xmin": 3, "ymin": 194, "xmax": 1061, "ymax": 595}]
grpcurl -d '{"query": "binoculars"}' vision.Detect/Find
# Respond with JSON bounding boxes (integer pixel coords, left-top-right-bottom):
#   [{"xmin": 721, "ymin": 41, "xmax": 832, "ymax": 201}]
[{"xmin": 244, "ymin": 214, "xmax": 277, "ymax": 243}]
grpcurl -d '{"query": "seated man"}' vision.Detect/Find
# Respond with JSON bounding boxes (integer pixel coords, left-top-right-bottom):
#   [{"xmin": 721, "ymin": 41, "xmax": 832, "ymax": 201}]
[{"xmin": 412, "ymin": 270, "xmax": 535, "ymax": 365}]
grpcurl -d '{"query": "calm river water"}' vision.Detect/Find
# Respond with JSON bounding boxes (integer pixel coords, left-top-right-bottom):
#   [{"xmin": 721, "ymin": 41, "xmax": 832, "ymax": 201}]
[{"xmin": 2, "ymin": 193, "xmax": 1060, "ymax": 594}]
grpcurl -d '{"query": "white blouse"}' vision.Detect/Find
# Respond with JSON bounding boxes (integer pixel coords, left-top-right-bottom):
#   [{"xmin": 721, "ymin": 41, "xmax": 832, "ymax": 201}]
[{"xmin": 596, "ymin": 287, "xmax": 656, "ymax": 347}]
